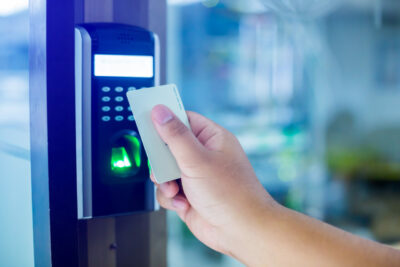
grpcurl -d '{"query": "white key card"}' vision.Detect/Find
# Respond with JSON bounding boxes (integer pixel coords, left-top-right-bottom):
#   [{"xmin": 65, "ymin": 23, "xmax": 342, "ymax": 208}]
[{"xmin": 126, "ymin": 84, "xmax": 189, "ymax": 183}]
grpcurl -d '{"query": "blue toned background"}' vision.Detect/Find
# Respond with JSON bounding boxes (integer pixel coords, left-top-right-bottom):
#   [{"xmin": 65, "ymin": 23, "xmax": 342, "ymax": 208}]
[
  {"xmin": 0, "ymin": 1, "xmax": 33, "ymax": 266},
  {"xmin": 167, "ymin": 1, "xmax": 400, "ymax": 266}
]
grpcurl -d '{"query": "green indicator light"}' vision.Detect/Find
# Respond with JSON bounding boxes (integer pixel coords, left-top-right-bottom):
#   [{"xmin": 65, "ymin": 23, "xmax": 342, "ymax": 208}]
[
  {"xmin": 125, "ymin": 135, "xmax": 141, "ymax": 168},
  {"xmin": 111, "ymin": 147, "xmax": 132, "ymax": 171},
  {"xmin": 110, "ymin": 134, "xmax": 143, "ymax": 177},
  {"xmin": 148, "ymin": 159, "xmax": 152, "ymax": 175}
]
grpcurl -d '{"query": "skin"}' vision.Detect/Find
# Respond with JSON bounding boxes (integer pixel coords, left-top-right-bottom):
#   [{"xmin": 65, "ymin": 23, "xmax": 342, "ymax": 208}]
[{"xmin": 150, "ymin": 104, "xmax": 400, "ymax": 267}]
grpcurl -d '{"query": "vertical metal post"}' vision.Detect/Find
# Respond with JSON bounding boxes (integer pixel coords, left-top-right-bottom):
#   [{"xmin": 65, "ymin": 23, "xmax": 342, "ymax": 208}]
[{"xmin": 30, "ymin": 0, "xmax": 80, "ymax": 266}]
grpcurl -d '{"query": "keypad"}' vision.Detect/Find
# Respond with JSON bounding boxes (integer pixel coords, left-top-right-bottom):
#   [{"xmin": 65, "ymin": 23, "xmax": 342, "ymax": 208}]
[{"xmin": 100, "ymin": 85, "xmax": 138, "ymax": 123}]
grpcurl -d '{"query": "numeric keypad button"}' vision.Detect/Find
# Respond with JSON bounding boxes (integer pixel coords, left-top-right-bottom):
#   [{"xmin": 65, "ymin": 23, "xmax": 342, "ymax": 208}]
[
  {"xmin": 101, "ymin": 86, "xmax": 111, "ymax": 92},
  {"xmin": 128, "ymin": 86, "xmax": 136, "ymax": 91},
  {"xmin": 115, "ymin": 106, "xmax": 124, "ymax": 112},
  {"xmin": 128, "ymin": 115, "xmax": 134, "ymax": 121},
  {"xmin": 101, "ymin": 116, "xmax": 111, "ymax": 122},
  {"xmin": 102, "ymin": 96, "xmax": 111, "ymax": 102},
  {"xmin": 115, "ymin": 86, "xmax": 124, "ymax": 93},
  {"xmin": 115, "ymin": 116, "xmax": 124, "ymax": 122},
  {"xmin": 115, "ymin": 96, "xmax": 124, "ymax": 102},
  {"xmin": 102, "ymin": 106, "xmax": 111, "ymax": 112}
]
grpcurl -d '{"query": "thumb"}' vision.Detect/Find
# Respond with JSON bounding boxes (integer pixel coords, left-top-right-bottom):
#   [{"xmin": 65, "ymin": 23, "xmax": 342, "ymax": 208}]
[{"xmin": 151, "ymin": 105, "xmax": 207, "ymax": 167}]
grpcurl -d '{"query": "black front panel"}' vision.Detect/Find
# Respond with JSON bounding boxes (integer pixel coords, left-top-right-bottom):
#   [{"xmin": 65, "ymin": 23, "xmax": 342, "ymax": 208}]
[{"xmin": 85, "ymin": 24, "xmax": 156, "ymax": 217}]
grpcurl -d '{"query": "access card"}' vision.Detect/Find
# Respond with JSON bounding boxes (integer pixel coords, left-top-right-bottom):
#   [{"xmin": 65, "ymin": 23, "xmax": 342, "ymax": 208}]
[{"xmin": 126, "ymin": 84, "xmax": 189, "ymax": 183}]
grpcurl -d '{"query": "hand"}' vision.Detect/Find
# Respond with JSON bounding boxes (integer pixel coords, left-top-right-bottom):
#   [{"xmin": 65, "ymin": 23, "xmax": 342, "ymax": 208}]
[
  {"xmin": 150, "ymin": 105, "xmax": 274, "ymax": 259},
  {"xmin": 150, "ymin": 105, "xmax": 400, "ymax": 267}
]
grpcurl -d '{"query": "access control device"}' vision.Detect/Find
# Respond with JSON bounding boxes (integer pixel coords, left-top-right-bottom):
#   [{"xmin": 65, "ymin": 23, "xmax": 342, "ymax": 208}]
[{"xmin": 75, "ymin": 23, "xmax": 159, "ymax": 219}]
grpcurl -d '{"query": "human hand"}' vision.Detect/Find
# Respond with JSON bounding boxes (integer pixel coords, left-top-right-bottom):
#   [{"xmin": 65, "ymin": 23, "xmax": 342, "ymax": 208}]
[
  {"xmin": 149, "ymin": 105, "xmax": 400, "ymax": 267},
  {"xmin": 150, "ymin": 105, "xmax": 275, "ymax": 260}
]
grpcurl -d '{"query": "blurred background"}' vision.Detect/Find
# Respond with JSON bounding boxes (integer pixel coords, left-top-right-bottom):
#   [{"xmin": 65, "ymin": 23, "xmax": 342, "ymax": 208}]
[
  {"xmin": 166, "ymin": 0, "xmax": 400, "ymax": 266},
  {"xmin": 0, "ymin": 1, "xmax": 33, "ymax": 266},
  {"xmin": 0, "ymin": 0, "xmax": 399, "ymax": 266}
]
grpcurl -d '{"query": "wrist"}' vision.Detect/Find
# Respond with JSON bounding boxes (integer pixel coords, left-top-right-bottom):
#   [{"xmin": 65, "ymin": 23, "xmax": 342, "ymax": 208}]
[{"xmin": 220, "ymin": 192, "xmax": 282, "ymax": 266}]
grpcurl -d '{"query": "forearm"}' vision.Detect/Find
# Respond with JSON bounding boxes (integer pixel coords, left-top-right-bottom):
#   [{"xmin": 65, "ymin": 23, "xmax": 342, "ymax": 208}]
[{"xmin": 229, "ymin": 201, "xmax": 400, "ymax": 267}]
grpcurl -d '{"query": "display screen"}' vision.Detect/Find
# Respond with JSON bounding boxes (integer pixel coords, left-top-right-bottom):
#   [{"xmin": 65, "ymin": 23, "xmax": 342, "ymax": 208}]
[{"xmin": 94, "ymin": 54, "xmax": 154, "ymax": 78}]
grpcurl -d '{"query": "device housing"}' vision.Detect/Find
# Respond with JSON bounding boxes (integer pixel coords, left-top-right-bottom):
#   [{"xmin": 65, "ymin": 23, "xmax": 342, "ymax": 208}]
[{"xmin": 75, "ymin": 23, "xmax": 159, "ymax": 219}]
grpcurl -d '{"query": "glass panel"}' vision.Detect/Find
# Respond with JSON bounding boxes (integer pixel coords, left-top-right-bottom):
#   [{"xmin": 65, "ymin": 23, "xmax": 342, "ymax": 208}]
[
  {"xmin": 167, "ymin": 0, "xmax": 400, "ymax": 265},
  {"xmin": 0, "ymin": 1, "xmax": 34, "ymax": 266}
]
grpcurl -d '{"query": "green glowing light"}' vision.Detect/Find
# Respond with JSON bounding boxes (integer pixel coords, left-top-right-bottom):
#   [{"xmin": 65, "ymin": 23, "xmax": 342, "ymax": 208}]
[
  {"xmin": 125, "ymin": 135, "xmax": 141, "ymax": 168},
  {"xmin": 111, "ymin": 147, "xmax": 132, "ymax": 170},
  {"xmin": 111, "ymin": 135, "xmax": 143, "ymax": 177},
  {"xmin": 147, "ymin": 159, "xmax": 152, "ymax": 174}
]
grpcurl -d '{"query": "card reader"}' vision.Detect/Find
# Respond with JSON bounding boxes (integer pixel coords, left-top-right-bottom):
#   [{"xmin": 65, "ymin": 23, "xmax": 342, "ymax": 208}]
[{"xmin": 75, "ymin": 23, "xmax": 159, "ymax": 219}]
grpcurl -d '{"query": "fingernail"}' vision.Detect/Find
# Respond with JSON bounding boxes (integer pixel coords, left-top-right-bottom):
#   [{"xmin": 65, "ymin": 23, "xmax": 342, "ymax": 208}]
[
  {"xmin": 172, "ymin": 196, "xmax": 187, "ymax": 210},
  {"xmin": 153, "ymin": 105, "xmax": 173, "ymax": 125}
]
